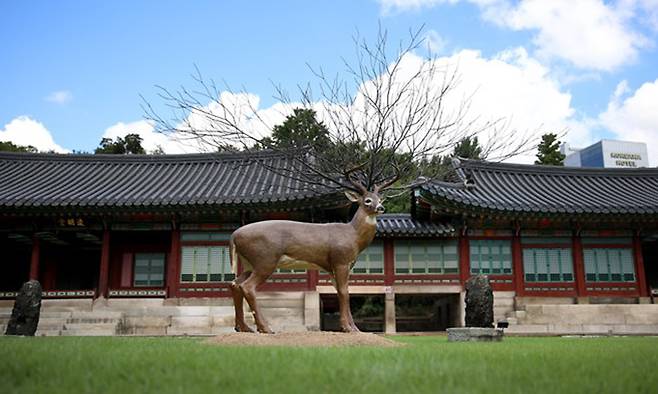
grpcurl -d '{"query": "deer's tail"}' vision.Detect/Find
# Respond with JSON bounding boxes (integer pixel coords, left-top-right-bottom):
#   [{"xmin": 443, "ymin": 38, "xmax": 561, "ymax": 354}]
[{"xmin": 230, "ymin": 236, "xmax": 238, "ymax": 275}]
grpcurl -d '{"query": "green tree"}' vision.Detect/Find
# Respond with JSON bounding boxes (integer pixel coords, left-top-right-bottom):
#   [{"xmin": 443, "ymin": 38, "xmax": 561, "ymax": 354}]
[
  {"xmin": 0, "ymin": 141, "xmax": 38, "ymax": 153},
  {"xmin": 269, "ymin": 108, "xmax": 331, "ymax": 151},
  {"xmin": 535, "ymin": 133, "xmax": 565, "ymax": 166},
  {"xmin": 95, "ymin": 134, "xmax": 146, "ymax": 154},
  {"xmin": 451, "ymin": 136, "xmax": 482, "ymax": 159}
]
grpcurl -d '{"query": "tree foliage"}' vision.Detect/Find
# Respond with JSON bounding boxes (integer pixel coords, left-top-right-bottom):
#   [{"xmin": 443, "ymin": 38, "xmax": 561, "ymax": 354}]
[
  {"xmin": 269, "ymin": 108, "xmax": 331, "ymax": 150},
  {"xmin": 451, "ymin": 136, "xmax": 482, "ymax": 160},
  {"xmin": 0, "ymin": 141, "xmax": 38, "ymax": 153},
  {"xmin": 95, "ymin": 134, "xmax": 146, "ymax": 154},
  {"xmin": 535, "ymin": 133, "xmax": 565, "ymax": 166}
]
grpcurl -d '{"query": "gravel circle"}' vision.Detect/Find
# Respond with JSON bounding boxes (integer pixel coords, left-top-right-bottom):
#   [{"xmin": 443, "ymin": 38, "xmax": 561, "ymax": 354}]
[{"xmin": 206, "ymin": 331, "xmax": 403, "ymax": 347}]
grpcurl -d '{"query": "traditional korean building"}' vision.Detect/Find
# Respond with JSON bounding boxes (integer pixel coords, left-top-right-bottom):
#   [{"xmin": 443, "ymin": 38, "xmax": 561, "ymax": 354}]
[{"xmin": 0, "ymin": 152, "xmax": 656, "ymax": 335}]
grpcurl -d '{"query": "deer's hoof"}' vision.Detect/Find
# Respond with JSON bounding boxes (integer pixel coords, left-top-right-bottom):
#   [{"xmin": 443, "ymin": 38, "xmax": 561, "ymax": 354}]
[
  {"xmin": 235, "ymin": 324, "xmax": 254, "ymax": 333},
  {"xmin": 257, "ymin": 327, "xmax": 275, "ymax": 334}
]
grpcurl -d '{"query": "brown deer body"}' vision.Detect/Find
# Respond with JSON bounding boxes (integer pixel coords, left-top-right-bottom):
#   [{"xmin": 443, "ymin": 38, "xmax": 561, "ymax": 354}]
[{"xmin": 230, "ymin": 190, "xmax": 385, "ymax": 333}]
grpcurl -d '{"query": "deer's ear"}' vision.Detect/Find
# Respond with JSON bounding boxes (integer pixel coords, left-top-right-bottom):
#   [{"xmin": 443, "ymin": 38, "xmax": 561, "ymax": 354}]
[{"xmin": 344, "ymin": 190, "xmax": 361, "ymax": 202}]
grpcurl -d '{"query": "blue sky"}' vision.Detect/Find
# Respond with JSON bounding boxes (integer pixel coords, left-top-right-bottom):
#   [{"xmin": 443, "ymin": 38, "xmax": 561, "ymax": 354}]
[{"xmin": 1, "ymin": 0, "xmax": 657, "ymax": 163}]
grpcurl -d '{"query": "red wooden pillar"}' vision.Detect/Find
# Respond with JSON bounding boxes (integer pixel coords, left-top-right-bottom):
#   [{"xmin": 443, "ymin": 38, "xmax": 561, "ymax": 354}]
[
  {"xmin": 572, "ymin": 235, "xmax": 587, "ymax": 297},
  {"xmin": 98, "ymin": 228, "xmax": 111, "ymax": 298},
  {"xmin": 29, "ymin": 236, "xmax": 40, "ymax": 280},
  {"xmin": 633, "ymin": 235, "xmax": 648, "ymax": 297},
  {"xmin": 307, "ymin": 270, "xmax": 318, "ymax": 290},
  {"xmin": 512, "ymin": 235, "xmax": 524, "ymax": 296},
  {"xmin": 458, "ymin": 236, "xmax": 469, "ymax": 285},
  {"xmin": 167, "ymin": 228, "xmax": 181, "ymax": 298},
  {"xmin": 384, "ymin": 239, "xmax": 395, "ymax": 286}
]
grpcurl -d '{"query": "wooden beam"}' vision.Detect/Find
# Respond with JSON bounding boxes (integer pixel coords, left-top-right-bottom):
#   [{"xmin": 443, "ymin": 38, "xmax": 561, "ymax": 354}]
[
  {"xmin": 29, "ymin": 236, "xmax": 40, "ymax": 281},
  {"xmin": 633, "ymin": 235, "xmax": 649, "ymax": 297},
  {"xmin": 572, "ymin": 234, "xmax": 587, "ymax": 297},
  {"xmin": 512, "ymin": 235, "xmax": 524, "ymax": 297},
  {"xmin": 98, "ymin": 228, "xmax": 110, "ymax": 298},
  {"xmin": 384, "ymin": 239, "xmax": 395, "ymax": 286},
  {"xmin": 459, "ymin": 236, "xmax": 469, "ymax": 285},
  {"xmin": 167, "ymin": 228, "xmax": 181, "ymax": 298}
]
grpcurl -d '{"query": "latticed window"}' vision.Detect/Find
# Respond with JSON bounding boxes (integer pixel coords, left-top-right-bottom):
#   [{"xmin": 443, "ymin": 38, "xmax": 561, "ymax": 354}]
[
  {"xmin": 134, "ymin": 253, "xmax": 165, "ymax": 287},
  {"xmin": 523, "ymin": 248, "xmax": 573, "ymax": 282},
  {"xmin": 583, "ymin": 248, "xmax": 635, "ymax": 282},
  {"xmin": 394, "ymin": 240, "xmax": 459, "ymax": 274},
  {"xmin": 352, "ymin": 241, "xmax": 384, "ymax": 274},
  {"xmin": 180, "ymin": 246, "xmax": 234, "ymax": 283},
  {"xmin": 469, "ymin": 240, "xmax": 512, "ymax": 275}
]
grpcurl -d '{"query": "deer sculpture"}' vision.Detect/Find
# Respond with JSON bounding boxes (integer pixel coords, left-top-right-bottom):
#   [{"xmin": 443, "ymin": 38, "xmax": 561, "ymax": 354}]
[{"xmin": 229, "ymin": 171, "xmax": 396, "ymax": 333}]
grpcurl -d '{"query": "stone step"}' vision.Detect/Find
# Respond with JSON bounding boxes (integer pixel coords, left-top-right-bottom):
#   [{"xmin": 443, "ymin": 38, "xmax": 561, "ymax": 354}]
[
  {"xmin": 493, "ymin": 298, "xmax": 515, "ymax": 307},
  {"xmin": 504, "ymin": 324, "xmax": 549, "ymax": 334},
  {"xmin": 37, "ymin": 317, "xmax": 67, "ymax": 329},
  {"xmin": 63, "ymin": 322, "xmax": 118, "ymax": 331},
  {"xmin": 35, "ymin": 329, "xmax": 62, "ymax": 337},
  {"xmin": 60, "ymin": 329, "xmax": 117, "ymax": 336},
  {"xmin": 103, "ymin": 298, "xmax": 166, "ymax": 310},
  {"xmin": 40, "ymin": 311, "xmax": 74, "ymax": 319},
  {"xmin": 41, "ymin": 299, "xmax": 93, "ymax": 311},
  {"xmin": 166, "ymin": 326, "xmax": 213, "ymax": 336},
  {"xmin": 71, "ymin": 311, "xmax": 123, "ymax": 319},
  {"xmin": 67, "ymin": 318, "xmax": 122, "ymax": 324}
]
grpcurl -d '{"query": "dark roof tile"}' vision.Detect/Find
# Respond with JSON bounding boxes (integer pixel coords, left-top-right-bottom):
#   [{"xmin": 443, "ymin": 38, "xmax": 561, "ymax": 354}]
[
  {"xmin": 420, "ymin": 159, "xmax": 658, "ymax": 217},
  {"xmin": 376, "ymin": 214, "xmax": 454, "ymax": 237},
  {"xmin": 0, "ymin": 151, "xmax": 340, "ymax": 213}
]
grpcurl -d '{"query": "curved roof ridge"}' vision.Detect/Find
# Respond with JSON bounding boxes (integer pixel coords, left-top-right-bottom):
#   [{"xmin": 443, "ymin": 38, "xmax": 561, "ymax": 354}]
[
  {"xmin": 457, "ymin": 158, "xmax": 658, "ymax": 176},
  {"xmin": 0, "ymin": 150, "xmax": 287, "ymax": 163}
]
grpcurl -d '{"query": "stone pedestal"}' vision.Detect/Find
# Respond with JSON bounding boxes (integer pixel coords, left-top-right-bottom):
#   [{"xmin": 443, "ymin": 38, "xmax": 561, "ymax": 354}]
[{"xmin": 447, "ymin": 327, "xmax": 504, "ymax": 342}]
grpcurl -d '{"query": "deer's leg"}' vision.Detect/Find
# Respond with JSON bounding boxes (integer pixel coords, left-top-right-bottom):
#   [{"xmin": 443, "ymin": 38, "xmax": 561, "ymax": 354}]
[
  {"xmin": 240, "ymin": 270, "xmax": 275, "ymax": 334},
  {"xmin": 231, "ymin": 270, "xmax": 253, "ymax": 333},
  {"xmin": 333, "ymin": 265, "xmax": 360, "ymax": 333}
]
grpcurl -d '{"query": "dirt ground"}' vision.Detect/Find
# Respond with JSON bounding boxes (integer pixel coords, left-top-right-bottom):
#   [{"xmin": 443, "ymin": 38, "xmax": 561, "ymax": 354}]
[{"xmin": 206, "ymin": 331, "xmax": 403, "ymax": 347}]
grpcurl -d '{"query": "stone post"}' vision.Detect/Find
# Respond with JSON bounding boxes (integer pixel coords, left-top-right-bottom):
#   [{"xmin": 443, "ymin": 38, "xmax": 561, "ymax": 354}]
[
  {"xmin": 304, "ymin": 291, "xmax": 320, "ymax": 331},
  {"xmin": 384, "ymin": 289, "xmax": 396, "ymax": 334}
]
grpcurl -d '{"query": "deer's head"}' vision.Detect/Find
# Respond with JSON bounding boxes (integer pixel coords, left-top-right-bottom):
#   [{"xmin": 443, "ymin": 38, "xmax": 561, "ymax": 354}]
[{"xmin": 345, "ymin": 189, "xmax": 385, "ymax": 215}]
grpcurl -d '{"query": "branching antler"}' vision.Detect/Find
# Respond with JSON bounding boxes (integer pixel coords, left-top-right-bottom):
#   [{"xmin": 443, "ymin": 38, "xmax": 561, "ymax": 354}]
[{"xmin": 142, "ymin": 25, "xmax": 542, "ymax": 197}]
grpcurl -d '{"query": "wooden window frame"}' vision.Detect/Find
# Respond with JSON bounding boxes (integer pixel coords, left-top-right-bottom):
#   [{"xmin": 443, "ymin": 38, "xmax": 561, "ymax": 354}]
[
  {"xmin": 583, "ymin": 247, "xmax": 636, "ymax": 283},
  {"xmin": 133, "ymin": 252, "xmax": 166, "ymax": 288},
  {"xmin": 179, "ymin": 245, "xmax": 234, "ymax": 284},
  {"xmin": 352, "ymin": 241, "xmax": 385, "ymax": 275},
  {"xmin": 394, "ymin": 239, "xmax": 460, "ymax": 275},
  {"xmin": 469, "ymin": 239, "xmax": 513, "ymax": 275}
]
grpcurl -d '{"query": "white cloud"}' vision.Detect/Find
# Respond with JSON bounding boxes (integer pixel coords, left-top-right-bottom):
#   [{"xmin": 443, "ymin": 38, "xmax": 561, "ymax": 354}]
[
  {"xmin": 379, "ymin": 0, "xmax": 651, "ymax": 71},
  {"xmin": 45, "ymin": 90, "xmax": 73, "ymax": 105},
  {"xmin": 487, "ymin": 0, "xmax": 648, "ymax": 71},
  {"xmin": 424, "ymin": 29, "xmax": 447, "ymax": 53},
  {"xmin": 0, "ymin": 116, "xmax": 68, "ymax": 152},
  {"xmin": 378, "ymin": 0, "xmax": 457, "ymax": 13},
  {"xmin": 429, "ymin": 47, "xmax": 579, "ymax": 162},
  {"xmin": 101, "ymin": 120, "xmax": 192, "ymax": 154},
  {"xmin": 600, "ymin": 78, "xmax": 658, "ymax": 165},
  {"xmin": 180, "ymin": 47, "xmax": 581, "ymax": 163}
]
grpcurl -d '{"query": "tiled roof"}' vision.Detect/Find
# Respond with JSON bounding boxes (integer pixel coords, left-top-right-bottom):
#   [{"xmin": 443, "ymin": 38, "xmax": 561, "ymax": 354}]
[
  {"xmin": 419, "ymin": 159, "xmax": 658, "ymax": 217},
  {"xmin": 376, "ymin": 214, "xmax": 455, "ymax": 237},
  {"xmin": 0, "ymin": 151, "xmax": 341, "ymax": 214}
]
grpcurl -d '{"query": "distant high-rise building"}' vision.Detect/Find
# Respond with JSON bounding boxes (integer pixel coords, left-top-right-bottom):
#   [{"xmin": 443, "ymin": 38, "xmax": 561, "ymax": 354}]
[{"xmin": 561, "ymin": 139, "xmax": 649, "ymax": 168}]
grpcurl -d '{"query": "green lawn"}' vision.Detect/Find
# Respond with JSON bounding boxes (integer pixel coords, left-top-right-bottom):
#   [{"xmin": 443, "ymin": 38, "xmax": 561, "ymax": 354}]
[{"xmin": 1, "ymin": 336, "xmax": 657, "ymax": 394}]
